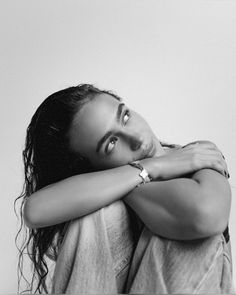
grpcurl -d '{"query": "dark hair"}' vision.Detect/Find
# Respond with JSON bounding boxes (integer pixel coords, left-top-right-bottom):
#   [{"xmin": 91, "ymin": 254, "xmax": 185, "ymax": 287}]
[
  {"xmin": 14, "ymin": 84, "xmax": 123, "ymax": 293},
  {"xmin": 14, "ymin": 83, "xmax": 180, "ymax": 293}
]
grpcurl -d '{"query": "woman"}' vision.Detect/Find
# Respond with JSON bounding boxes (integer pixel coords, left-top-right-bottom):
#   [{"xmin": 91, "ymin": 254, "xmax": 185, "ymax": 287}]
[{"xmin": 15, "ymin": 84, "xmax": 233, "ymax": 293}]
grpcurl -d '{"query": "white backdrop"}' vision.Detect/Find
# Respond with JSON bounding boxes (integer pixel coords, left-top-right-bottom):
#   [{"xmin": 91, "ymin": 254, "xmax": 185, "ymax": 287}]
[{"xmin": 0, "ymin": 0, "xmax": 235, "ymax": 293}]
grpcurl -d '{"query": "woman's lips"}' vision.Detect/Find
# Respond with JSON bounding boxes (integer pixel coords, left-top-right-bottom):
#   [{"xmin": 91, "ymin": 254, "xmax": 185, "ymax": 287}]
[{"xmin": 141, "ymin": 142, "xmax": 157, "ymax": 158}]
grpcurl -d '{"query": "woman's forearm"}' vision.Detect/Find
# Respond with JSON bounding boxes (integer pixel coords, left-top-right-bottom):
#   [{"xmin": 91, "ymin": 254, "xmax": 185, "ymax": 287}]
[
  {"xmin": 23, "ymin": 164, "xmax": 143, "ymax": 228},
  {"xmin": 124, "ymin": 168, "xmax": 231, "ymax": 240}
]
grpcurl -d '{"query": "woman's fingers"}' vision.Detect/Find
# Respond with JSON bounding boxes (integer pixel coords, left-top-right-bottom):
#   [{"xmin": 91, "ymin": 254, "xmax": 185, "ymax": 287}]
[
  {"xmin": 211, "ymin": 155, "xmax": 228, "ymax": 177},
  {"xmin": 146, "ymin": 140, "xmax": 230, "ymax": 181},
  {"xmin": 182, "ymin": 140, "xmax": 216, "ymax": 150},
  {"xmin": 198, "ymin": 153, "xmax": 229, "ymax": 178},
  {"xmin": 182, "ymin": 141, "xmax": 229, "ymax": 178}
]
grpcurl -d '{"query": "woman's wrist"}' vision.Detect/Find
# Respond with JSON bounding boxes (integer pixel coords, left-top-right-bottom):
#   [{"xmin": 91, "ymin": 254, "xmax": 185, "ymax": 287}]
[
  {"xmin": 139, "ymin": 157, "xmax": 162, "ymax": 181},
  {"xmin": 128, "ymin": 161, "xmax": 152, "ymax": 187}
]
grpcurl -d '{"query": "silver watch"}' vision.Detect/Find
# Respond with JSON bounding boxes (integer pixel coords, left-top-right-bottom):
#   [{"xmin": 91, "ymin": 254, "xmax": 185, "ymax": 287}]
[{"xmin": 129, "ymin": 161, "xmax": 152, "ymax": 185}]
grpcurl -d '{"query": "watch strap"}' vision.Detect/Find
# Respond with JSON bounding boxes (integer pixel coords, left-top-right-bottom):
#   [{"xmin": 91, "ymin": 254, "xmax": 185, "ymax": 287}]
[{"xmin": 129, "ymin": 161, "xmax": 152, "ymax": 185}]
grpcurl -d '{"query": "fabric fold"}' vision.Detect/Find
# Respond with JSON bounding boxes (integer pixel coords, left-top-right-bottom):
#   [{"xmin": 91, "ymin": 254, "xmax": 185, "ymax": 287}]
[
  {"xmin": 125, "ymin": 226, "xmax": 234, "ymax": 293},
  {"xmin": 51, "ymin": 207, "xmax": 117, "ymax": 293},
  {"xmin": 50, "ymin": 201, "xmax": 234, "ymax": 294}
]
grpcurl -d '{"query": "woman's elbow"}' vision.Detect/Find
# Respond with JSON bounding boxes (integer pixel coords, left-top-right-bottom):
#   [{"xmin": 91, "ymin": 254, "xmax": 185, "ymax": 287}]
[
  {"xmin": 23, "ymin": 198, "xmax": 40, "ymax": 229},
  {"xmin": 195, "ymin": 193, "xmax": 231, "ymax": 237}
]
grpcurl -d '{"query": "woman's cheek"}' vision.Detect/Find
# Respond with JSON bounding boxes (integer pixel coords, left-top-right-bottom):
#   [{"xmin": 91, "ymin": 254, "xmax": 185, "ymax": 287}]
[{"xmin": 109, "ymin": 150, "xmax": 130, "ymax": 167}]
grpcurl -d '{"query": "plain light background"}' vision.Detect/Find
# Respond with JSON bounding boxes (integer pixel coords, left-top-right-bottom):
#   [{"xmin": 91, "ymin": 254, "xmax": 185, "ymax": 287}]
[{"xmin": 0, "ymin": 0, "xmax": 235, "ymax": 293}]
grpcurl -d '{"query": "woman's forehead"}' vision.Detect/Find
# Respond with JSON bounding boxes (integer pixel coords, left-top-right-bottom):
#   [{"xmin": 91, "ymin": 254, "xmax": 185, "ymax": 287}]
[{"xmin": 74, "ymin": 93, "xmax": 121, "ymax": 131}]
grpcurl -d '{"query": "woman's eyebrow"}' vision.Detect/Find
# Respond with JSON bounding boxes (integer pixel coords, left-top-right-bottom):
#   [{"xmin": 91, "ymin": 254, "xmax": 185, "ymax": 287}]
[{"xmin": 96, "ymin": 103, "xmax": 125, "ymax": 153}]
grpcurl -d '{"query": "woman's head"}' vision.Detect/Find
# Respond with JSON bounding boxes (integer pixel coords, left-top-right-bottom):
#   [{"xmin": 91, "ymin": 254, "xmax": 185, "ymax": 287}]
[
  {"xmin": 25, "ymin": 84, "xmax": 125, "ymax": 189},
  {"xmin": 67, "ymin": 91, "xmax": 164, "ymax": 170},
  {"xmin": 28, "ymin": 84, "xmax": 164, "ymax": 187}
]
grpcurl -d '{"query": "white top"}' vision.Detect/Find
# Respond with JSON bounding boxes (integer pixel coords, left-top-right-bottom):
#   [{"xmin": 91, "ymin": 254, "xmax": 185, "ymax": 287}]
[{"xmin": 103, "ymin": 200, "xmax": 143, "ymax": 293}]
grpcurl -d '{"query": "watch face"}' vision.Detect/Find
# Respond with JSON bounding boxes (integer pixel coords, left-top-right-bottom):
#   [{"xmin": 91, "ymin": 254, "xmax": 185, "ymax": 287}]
[
  {"xmin": 129, "ymin": 162, "xmax": 151, "ymax": 183},
  {"xmin": 140, "ymin": 169, "xmax": 148, "ymax": 179}
]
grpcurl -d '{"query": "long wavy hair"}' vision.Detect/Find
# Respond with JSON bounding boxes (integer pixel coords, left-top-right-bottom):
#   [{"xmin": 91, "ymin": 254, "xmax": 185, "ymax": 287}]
[{"xmin": 14, "ymin": 83, "xmax": 180, "ymax": 293}]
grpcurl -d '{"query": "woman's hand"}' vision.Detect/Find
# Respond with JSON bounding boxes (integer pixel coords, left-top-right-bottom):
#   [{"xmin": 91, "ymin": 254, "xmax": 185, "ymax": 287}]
[{"xmin": 140, "ymin": 140, "xmax": 229, "ymax": 181}]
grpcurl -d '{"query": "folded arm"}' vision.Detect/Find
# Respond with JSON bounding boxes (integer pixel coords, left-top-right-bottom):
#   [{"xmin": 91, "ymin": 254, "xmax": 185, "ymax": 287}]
[
  {"xmin": 24, "ymin": 155, "xmax": 231, "ymax": 241},
  {"xmin": 124, "ymin": 168, "xmax": 231, "ymax": 240}
]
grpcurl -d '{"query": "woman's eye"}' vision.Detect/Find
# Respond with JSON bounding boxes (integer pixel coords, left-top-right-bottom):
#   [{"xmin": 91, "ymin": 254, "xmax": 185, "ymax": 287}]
[
  {"xmin": 123, "ymin": 110, "xmax": 130, "ymax": 125},
  {"xmin": 106, "ymin": 138, "xmax": 117, "ymax": 154}
]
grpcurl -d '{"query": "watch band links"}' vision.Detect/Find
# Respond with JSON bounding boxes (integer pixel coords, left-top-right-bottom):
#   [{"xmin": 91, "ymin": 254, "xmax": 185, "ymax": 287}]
[{"xmin": 129, "ymin": 161, "xmax": 152, "ymax": 186}]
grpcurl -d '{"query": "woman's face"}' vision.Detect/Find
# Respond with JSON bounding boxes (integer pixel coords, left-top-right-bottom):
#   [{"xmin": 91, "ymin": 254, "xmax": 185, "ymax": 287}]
[{"xmin": 68, "ymin": 93, "xmax": 165, "ymax": 170}]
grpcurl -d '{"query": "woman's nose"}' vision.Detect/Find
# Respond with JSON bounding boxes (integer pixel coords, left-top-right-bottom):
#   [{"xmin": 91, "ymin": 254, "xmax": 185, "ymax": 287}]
[
  {"xmin": 120, "ymin": 130, "xmax": 144, "ymax": 151},
  {"xmin": 130, "ymin": 137, "xmax": 143, "ymax": 151}
]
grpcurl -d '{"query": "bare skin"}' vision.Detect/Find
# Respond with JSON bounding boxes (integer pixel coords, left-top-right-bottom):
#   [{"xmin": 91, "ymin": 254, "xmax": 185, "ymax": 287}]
[{"xmin": 23, "ymin": 94, "xmax": 231, "ymax": 240}]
